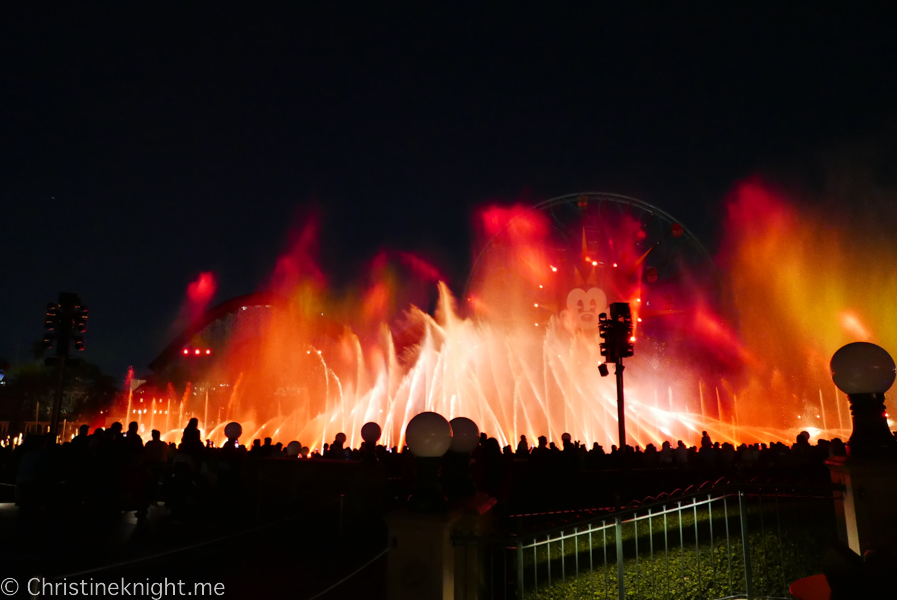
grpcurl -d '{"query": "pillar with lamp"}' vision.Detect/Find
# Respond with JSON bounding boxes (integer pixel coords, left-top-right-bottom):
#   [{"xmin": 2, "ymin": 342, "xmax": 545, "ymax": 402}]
[
  {"xmin": 385, "ymin": 412, "xmax": 496, "ymax": 600},
  {"xmin": 827, "ymin": 342, "xmax": 897, "ymax": 554},
  {"xmin": 791, "ymin": 342, "xmax": 897, "ymax": 599}
]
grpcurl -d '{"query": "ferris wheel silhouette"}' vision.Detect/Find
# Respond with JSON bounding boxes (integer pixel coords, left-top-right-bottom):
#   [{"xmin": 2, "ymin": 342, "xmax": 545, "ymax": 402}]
[{"xmin": 464, "ymin": 192, "xmax": 720, "ymax": 337}]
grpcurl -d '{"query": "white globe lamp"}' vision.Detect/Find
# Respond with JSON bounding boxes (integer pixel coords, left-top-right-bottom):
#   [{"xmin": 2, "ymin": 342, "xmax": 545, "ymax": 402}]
[
  {"xmin": 406, "ymin": 412, "xmax": 453, "ymax": 458},
  {"xmin": 449, "ymin": 417, "xmax": 480, "ymax": 454},
  {"xmin": 831, "ymin": 342, "xmax": 897, "ymax": 457},
  {"xmin": 831, "ymin": 342, "xmax": 896, "ymax": 395},
  {"xmin": 361, "ymin": 422, "xmax": 382, "ymax": 463},
  {"xmin": 447, "ymin": 417, "xmax": 480, "ymax": 498},
  {"xmin": 404, "ymin": 412, "xmax": 452, "ymax": 511},
  {"xmin": 361, "ymin": 422, "xmax": 382, "ymax": 444},
  {"xmin": 224, "ymin": 422, "xmax": 242, "ymax": 447}
]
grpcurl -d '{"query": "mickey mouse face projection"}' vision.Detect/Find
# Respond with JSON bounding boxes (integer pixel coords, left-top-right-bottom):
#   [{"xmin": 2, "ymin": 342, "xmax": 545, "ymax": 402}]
[{"xmin": 564, "ymin": 287, "xmax": 608, "ymax": 330}]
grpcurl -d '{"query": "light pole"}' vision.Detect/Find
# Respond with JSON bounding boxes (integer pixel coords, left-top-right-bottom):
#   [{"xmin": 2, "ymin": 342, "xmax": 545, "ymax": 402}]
[
  {"xmin": 44, "ymin": 292, "xmax": 88, "ymax": 441},
  {"xmin": 599, "ymin": 302, "xmax": 635, "ymax": 450}
]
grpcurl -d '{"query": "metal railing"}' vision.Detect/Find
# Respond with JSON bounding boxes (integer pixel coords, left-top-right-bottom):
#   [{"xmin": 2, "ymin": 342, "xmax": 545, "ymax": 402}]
[{"xmin": 456, "ymin": 480, "xmax": 836, "ymax": 600}]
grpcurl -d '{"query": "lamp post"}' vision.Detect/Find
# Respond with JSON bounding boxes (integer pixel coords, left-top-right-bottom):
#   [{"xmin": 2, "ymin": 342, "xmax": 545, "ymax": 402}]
[
  {"xmin": 224, "ymin": 422, "xmax": 242, "ymax": 448},
  {"xmin": 830, "ymin": 342, "xmax": 897, "ymax": 457},
  {"xmin": 361, "ymin": 421, "xmax": 382, "ymax": 463},
  {"xmin": 447, "ymin": 417, "xmax": 479, "ymax": 498},
  {"xmin": 827, "ymin": 342, "xmax": 897, "ymax": 556},
  {"xmin": 386, "ymin": 413, "xmax": 495, "ymax": 600},
  {"xmin": 405, "ymin": 412, "xmax": 453, "ymax": 512}
]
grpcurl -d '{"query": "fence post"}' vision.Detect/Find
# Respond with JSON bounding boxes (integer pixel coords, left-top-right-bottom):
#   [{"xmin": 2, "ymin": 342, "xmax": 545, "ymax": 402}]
[
  {"xmin": 517, "ymin": 542, "xmax": 524, "ymax": 599},
  {"xmin": 738, "ymin": 490, "xmax": 754, "ymax": 600},
  {"xmin": 615, "ymin": 517, "xmax": 625, "ymax": 600}
]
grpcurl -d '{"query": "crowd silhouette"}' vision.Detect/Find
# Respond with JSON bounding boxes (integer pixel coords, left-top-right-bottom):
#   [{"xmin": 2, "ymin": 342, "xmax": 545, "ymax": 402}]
[{"xmin": 0, "ymin": 419, "xmax": 847, "ymax": 526}]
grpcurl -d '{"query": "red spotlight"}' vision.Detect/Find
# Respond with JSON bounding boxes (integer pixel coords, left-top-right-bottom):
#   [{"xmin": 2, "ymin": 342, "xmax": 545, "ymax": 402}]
[
  {"xmin": 194, "ymin": 349, "xmax": 200, "ymax": 355},
  {"xmin": 183, "ymin": 349, "xmax": 189, "ymax": 355},
  {"xmin": 206, "ymin": 349, "xmax": 212, "ymax": 355}
]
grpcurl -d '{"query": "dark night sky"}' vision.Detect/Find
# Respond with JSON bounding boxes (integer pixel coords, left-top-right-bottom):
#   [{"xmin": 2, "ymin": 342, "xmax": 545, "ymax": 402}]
[{"xmin": 2, "ymin": 4, "xmax": 896, "ymax": 379}]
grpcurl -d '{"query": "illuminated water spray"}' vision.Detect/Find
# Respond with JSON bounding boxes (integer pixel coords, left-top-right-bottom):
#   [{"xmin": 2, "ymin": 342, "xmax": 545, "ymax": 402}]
[{"xmin": 123, "ymin": 187, "xmax": 893, "ymax": 449}]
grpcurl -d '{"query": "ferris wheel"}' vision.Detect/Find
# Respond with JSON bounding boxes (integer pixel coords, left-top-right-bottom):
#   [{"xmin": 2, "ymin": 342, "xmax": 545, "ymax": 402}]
[{"xmin": 464, "ymin": 192, "xmax": 720, "ymax": 339}]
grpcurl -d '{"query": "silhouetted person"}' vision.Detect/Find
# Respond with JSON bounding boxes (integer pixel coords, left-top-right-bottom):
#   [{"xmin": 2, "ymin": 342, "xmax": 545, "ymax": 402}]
[
  {"xmin": 531, "ymin": 436, "xmax": 549, "ymax": 462},
  {"xmin": 660, "ymin": 441, "xmax": 673, "ymax": 465},
  {"xmin": 71, "ymin": 424, "xmax": 90, "ymax": 451},
  {"xmin": 178, "ymin": 417, "xmax": 204, "ymax": 465},
  {"xmin": 674, "ymin": 440, "xmax": 688, "ymax": 465},
  {"xmin": 327, "ymin": 437, "xmax": 346, "ymax": 459},
  {"xmin": 105, "ymin": 422, "xmax": 123, "ymax": 446},
  {"xmin": 701, "ymin": 430, "xmax": 712, "ymax": 449},
  {"xmin": 482, "ymin": 437, "xmax": 504, "ymax": 498},
  {"xmin": 516, "ymin": 435, "xmax": 529, "ymax": 456},
  {"xmin": 830, "ymin": 437, "xmax": 847, "ymax": 457},
  {"xmin": 143, "ymin": 429, "xmax": 168, "ymax": 464},
  {"xmin": 125, "ymin": 421, "xmax": 144, "ymax": 455}
]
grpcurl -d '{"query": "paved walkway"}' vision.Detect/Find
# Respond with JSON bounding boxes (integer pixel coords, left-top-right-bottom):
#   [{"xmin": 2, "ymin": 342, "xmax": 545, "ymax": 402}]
[{"xmin": 0, "ymin": 494, "xmax": 387, "ymax": 599}]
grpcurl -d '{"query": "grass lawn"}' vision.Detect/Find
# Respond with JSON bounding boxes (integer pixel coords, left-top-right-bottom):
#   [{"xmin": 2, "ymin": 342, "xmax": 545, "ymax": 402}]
[{"xmin": 515, "ymin": 494, "xmax": 835, "ymax": 600}]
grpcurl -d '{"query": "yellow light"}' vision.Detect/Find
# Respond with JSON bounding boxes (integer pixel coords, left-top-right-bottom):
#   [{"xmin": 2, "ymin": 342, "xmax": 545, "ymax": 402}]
[
  {"xmin": 550, "ymin": 266, "xmax": 557, "ymax": 272},
  {"xmin": 592, "ymin": 261, "xmax": 597, "ymax": 266},
  {"xmin": 629, "ymin": 336, "xmax": 636, "ymax": 342},
  {"xmin": 613, "ymin": 263, "xmax": 618, "ymax": 268},
  {"xmin": 534, "ymin": 303, "xmax": 539, "ymax": 307},
  {"xmin": 538, "ymin": 285, "xmax": 543, "ymax": 288},
  {"xmin": 637, "ymin": 318, "xmax": 642, "ymax": 322}
]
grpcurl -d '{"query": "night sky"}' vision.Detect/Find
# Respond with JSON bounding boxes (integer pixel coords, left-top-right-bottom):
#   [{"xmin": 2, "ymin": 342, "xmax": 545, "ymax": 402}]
[{"xmin": 2, "ymin": 4, "xmax": 896, "ymax": 379}]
